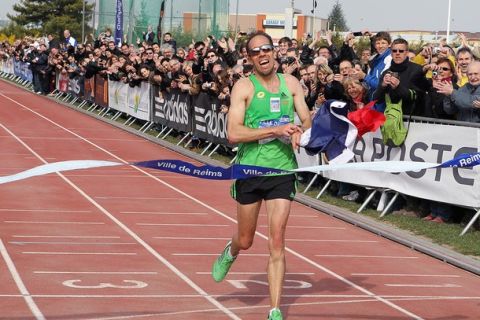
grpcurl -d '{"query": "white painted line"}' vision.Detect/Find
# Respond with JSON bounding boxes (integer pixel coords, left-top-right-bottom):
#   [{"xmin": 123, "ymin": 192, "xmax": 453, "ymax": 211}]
[
  {"xmin": 0, "ymin": 294, "xmax": 479, "ymax": 300},
  {"xmin": 95, "ymin": 196, "xmax": 185, "ymax": 200},
  {"xmin": 12, "ymin": 235, "xmax": 120, "ymax": 239},
  {"xmin": 4, "ymin": 221, "xmax": 104, "ymax": 225},
  {"xmin": 259, "ymin": 214, "xmax": 317, "ymax": 218},
  {"xmin": 0, "ymin": 117, "xmax": 240, "ymax": 319},
  {"xmin": 173, "ymin": 253, "xmax": 269, "ymax": 257},
  {"xmin": 196, "ymin": 272, "xmax": 315, "ymax": 275},
  {"xmin": 121, "ymin": 211, "xmax": 208, "ymax": 215},
  {"xmin": 259, "ymin": 225, "xmax": 346, "ymax": 230},
  {"xmin": 316, "ymin": 255, "xmax": 418, "ymax": 259},
  {"xmin": 34, "ymin": 271, "xmax": 158, "ymax": 275},
  {"xmin": 0, "ymin": 239, "xmax": 45, "ymax": 320},
  {"xmin": 22, "ymin": 252, "xmax": 137, "ymax": 255},
  {"xmin": 352, "ymin": 273, "xmax": 461, "ymax": 278},
  {"xmin": 153, "ymin": 237, "xmax": 230, "ymax": 241},
  {"xmin": 287, "ymin": 239, "xmax": 378, "ymax": 243},
  {"xmin": 65, "ymin": 174, "xmax": 146, "ymax": 178},
  {"xmin": 137, "ymin": 223, "xmax": 228, "ymax": 227},
  {"xmin": 385, "ymin": 284, "xmax": 462, "ymax": 288},
  {"xmin": 1, "ymin": 94, "xmax": 423, "ymax": 319},
  {"xmin": 0, "ymin": 209, "xmax": 91, "ymax": 213},
  {"xmin": 10, "ymin": 241, "xmax": 136, "ymax": 245}
]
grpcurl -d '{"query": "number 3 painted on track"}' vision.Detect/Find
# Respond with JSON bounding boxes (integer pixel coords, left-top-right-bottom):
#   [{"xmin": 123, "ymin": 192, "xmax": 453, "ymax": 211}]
[{"xmin": 62, "ymin": 279, "xmax": 148, "ymax": 289}]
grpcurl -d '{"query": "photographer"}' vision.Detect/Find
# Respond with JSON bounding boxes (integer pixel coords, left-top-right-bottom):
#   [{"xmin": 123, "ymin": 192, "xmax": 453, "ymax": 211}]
[{"xmin": 373, "ymin": 38, "xmax": 429, "ymax": 115}]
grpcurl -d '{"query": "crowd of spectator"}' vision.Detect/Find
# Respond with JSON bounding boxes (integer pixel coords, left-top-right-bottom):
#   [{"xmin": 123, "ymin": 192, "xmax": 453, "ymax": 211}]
[{"xmin": 1, "ymin": 26, "xmax": 479, "ymax": 225}]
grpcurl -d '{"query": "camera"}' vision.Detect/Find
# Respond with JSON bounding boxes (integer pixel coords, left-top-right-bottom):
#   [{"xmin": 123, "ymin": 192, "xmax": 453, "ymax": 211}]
[
  {"xmin": 386, "ymin": 71, "xmax": 399, "ymax": 79},
  {"xmin": 432, "ymin": 70, "xmax": 439, "ymax": 77},
  {"xmin": 433, "ymin": 47, "xmax": 441, "ymax": 55},
  {"xmin": 282, "ymin": 56, "xmax": 296, "ymax": 65}
]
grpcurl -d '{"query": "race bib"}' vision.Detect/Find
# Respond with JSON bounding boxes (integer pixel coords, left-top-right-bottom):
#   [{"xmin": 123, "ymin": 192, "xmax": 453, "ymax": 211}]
[
  {"xmin": 270, "ymin": 97, "xmax": 281, "ymax": 112},
  {"xmin": 258, "ymin": 115, "xmax": 291, "ymax": 145}
]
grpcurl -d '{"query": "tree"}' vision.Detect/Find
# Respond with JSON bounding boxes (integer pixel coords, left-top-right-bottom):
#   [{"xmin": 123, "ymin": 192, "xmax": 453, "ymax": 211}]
[
  {"xmin": 327, "ymin": 0, "xmax": 348, "ymax": 32},
  {"xmin": 7, "ymin": 0, "xmax": 94, "ymax": 40}
]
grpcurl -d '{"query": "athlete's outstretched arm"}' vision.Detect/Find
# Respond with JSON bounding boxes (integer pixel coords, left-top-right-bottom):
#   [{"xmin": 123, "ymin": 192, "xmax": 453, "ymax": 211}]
[{"xmin": 227, "ymin": 78, "xmax": 300, "ymax": 145}]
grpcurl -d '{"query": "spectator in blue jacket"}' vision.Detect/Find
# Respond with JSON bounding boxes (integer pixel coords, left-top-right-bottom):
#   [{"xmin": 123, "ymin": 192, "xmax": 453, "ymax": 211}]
[{"xmin": 364, "ymin": 31, "xmax": 392, "ymax": 104}]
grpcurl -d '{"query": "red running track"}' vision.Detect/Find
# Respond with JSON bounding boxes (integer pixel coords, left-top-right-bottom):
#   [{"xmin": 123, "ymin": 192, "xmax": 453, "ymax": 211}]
[{"xmin": 0, "ymin": 79, "xmax": 479, "ymax": 320}]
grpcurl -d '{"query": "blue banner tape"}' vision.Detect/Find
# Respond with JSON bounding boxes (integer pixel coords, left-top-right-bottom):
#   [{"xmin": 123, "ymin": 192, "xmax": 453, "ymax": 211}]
[
  {"xmin": 1, "ymin": 153, "xmax": 479, "ymax": 186},
  {"xmin": 133, "ymin": 160, "xmax": 290, "ymax": 180}
]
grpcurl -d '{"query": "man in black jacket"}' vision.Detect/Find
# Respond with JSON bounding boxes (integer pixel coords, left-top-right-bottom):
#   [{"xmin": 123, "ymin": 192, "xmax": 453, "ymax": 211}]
[
  {"xmin": 31, "ymin": 44, "xmax": 49, "ymax": 94},
  {"xmin": 373, "ymin": 38, "xmax": 429, "ymax": 115}
]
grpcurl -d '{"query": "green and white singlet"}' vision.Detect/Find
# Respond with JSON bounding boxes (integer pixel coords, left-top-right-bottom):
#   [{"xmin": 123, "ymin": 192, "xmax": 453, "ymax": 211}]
[{"xmin": 235, "ymin": 73, "xmax": 298, "ymax": 171}]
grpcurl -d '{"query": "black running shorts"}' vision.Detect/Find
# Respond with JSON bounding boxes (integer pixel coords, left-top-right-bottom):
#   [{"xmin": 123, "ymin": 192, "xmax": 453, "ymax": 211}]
[{"xmin": 231, "ymin": 174, "xmax": 297, "ymax": 205}]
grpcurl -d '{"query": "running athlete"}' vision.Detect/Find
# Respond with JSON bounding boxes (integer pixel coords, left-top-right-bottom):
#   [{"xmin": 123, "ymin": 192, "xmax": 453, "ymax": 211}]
[{"xmin": 212, "ymin": 31, "xmax": 311, "ymax": 320}]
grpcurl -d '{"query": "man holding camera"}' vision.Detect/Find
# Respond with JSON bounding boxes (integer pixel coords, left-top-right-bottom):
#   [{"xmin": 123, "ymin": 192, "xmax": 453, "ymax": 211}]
[{"xmin": 373, "ymin": 38, "xmax": 429, "ymax": 115}]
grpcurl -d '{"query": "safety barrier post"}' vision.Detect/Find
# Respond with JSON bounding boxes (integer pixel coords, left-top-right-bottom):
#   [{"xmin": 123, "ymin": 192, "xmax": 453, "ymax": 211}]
[{"xmin": 460, "ymin": 208, "xmax": 480, "ymax": 236}]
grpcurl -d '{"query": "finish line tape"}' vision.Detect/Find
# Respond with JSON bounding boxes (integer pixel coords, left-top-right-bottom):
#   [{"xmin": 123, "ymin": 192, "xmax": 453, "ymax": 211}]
[{"xmin": 1, "ymin": 152, "xmax": 479, "ymax": 185}]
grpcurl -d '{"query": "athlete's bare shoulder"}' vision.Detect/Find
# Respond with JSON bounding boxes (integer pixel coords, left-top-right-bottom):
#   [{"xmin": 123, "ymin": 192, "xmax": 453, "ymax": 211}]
[
  {"xmin": 231, "ymin": 76, "xmax": 254, "ymax": 98},
  {"xmin": 282, "ymin": 73, "xmax": 303, "ymax": 95},
  {"xmin": 283, "ymin": 73, "xmax": 301, "ymax": 86}
]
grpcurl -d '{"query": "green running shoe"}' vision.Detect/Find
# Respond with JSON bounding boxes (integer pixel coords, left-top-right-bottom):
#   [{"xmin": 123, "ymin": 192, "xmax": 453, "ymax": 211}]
[
  {"xmin": 268, "ymin": 308, "xmax": 283, "ymax": 320},
  {"xmin": 212, "ymin": 241, "xmax": 236, "ymax": 282}
]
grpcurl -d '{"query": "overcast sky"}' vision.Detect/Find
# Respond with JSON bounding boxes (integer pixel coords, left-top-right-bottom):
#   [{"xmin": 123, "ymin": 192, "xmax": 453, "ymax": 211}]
[{"xmin": 2, "ymin": 0, "xmax": 478, "ymax": 32}]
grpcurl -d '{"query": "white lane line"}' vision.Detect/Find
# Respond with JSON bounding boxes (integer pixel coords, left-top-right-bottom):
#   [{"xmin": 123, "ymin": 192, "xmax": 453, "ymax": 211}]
[
  {"xmin": 259, "ymin": 214, "xmax": 318, "ymax": 218},
  {"xmin": 34, "ymin": 271, "xmax": 158, "ymax": 275},
  {"xmin": 0, "ymin": 209, "xmax": 91, "ymax": 213},
  {"xmin": 12, "ymin": 235, "xmax": 120, "ymax": 239},
  {"xmin": 173, "ymin": 253, "xmax": 269, "ymax": 257},
  {"xmin": 196, "ymin": 272, "xmax": 315, "ymax": 275},
  {"xmin": 4, "ymin": 221, "xmax": 104, "ymax": 225},
  {"xmin": 316, "ymin": 255, "xmax": 418, "ymax": 259},
  {"xmin": 259, "ymin": 225, "xmax": 346, "ymax": 230},
  {"xmin": 95, "ymin": 196, "xmax": 185, "ymax": 200},
  {"xmin": 154, "ymin": 237, "xmax": 230, "ymax": 240},
  {"xmin": 352, "ymin": 273, "xmax": 461, "ymax": 278},
  {"xmin": 10, "ymin": 241, "xmax": 136, "ymax": 245},
  {"xmin": 385, "ymin": 284, "xmax": 462, "ymax": 288},
  {"xmin": 22, "ymin": 252, "xmax": 137, "ymax": 255},
  {"xmin": 0, "ymin": 239, "xmax": 45, "ymax": 320},
  {"xmin": 0, "ymin": 294, "xmax": 479, "ymax": 300},
  {"xmin": 64, "ymin": 174, "xmax": 147, "ymax": 178},
  {"xmin": 1, "ymin": 95, "xmax": 422, "ymax": 319},
  {"xmin": 137, "ymin": 223, "xmax": 228, "ymax": 227},
  {"xmin": 121, "ymin": 211, "xmax": 208, "ymax": 215},
  {"xmin": 287, "ymin": 239, "xmax": 378, "ymax": 243},
  {"xmin": 0, "ymin": 119, "xmax": 240, "ymax": 319}
]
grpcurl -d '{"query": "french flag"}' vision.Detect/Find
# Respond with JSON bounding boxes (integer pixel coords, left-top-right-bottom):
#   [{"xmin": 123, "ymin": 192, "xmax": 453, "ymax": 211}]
[{"xmin": 300, "ymin": 100, "xmax": 358, "ymax": 164}]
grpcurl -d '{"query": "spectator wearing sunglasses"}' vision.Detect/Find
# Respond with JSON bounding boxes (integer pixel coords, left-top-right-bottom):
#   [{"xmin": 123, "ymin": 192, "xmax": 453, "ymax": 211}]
[{"xmin": 373, "ymin": 38, "xmax": 429, "ymax": 115}]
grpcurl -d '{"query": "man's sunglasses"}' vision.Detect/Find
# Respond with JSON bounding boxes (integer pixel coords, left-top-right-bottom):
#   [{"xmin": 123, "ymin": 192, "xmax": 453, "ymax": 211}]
[
  {"xmin": 249, "ymin": 44, "xmax": 273, "ymax": 56},
  {"xmin": 392, "ymin": 49, "xmax": 406, "ymax": 53}
]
